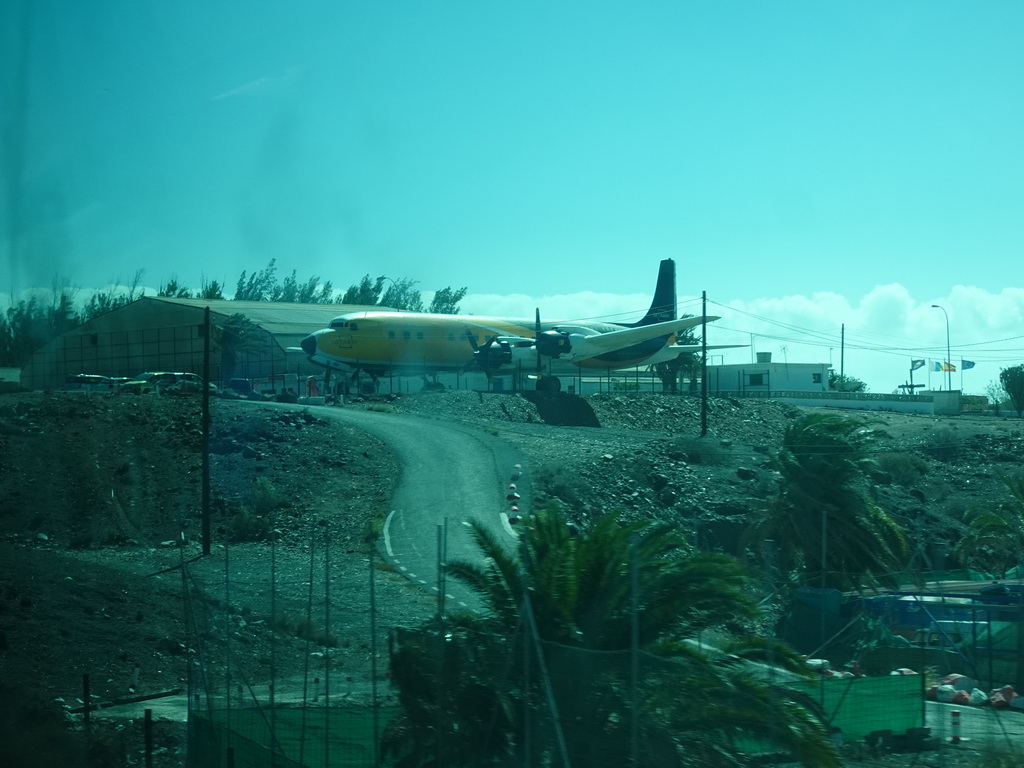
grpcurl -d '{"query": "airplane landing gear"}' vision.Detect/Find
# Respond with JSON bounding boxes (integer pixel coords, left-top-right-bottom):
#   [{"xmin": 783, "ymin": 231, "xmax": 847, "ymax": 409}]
[
  {"xmin": 421, "ymin": 374, "xmax": 446, "ymax": 392},
  {"xmin": 536, "ymin": 375, "xmax": 561, "ymax": 393}
]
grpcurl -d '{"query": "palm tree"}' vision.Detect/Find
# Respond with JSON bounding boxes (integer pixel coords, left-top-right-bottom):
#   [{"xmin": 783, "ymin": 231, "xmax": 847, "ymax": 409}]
[
  {"xmin": 382, "ymin": 503, "xmax": 841, "ymax": 768},
  {"xmin": 746, "ymin": 413, "xmax": 906, "ymax": 592},
  {"xmin": 956, "ymin": 473, "xmax": 1024, "ymax": 579}
]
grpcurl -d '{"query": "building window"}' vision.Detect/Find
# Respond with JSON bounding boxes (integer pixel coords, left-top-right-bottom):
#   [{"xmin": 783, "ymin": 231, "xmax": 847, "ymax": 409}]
[
  {"xmin": 812, "ymin": 373, "xmax": 822, "ymax": 384},
  {"xmin": 747, "ymin": 373, "xmax": 765, "ymax": 386}
]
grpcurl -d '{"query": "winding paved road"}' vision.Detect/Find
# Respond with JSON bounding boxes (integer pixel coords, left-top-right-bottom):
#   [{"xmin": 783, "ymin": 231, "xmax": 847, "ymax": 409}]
[{"xmin": 313, "ymin": 405, "xmax": 527, "ymax": 612}]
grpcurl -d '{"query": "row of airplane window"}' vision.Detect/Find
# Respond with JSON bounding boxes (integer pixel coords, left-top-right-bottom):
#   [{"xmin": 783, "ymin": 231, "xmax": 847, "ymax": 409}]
[{"xmin": 329, "ymin": 320, "xmax": 465, "ymax": 342}]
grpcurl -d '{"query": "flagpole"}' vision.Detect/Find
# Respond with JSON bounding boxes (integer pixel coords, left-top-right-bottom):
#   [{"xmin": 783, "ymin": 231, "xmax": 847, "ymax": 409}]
[{"xmin": 931, "ymin": 304, "xmax": 951, "ymax": 391}]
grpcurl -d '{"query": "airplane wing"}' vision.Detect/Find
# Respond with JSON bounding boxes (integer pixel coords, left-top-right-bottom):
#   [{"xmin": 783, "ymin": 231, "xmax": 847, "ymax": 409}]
[
  {"xmin": 667, "ymin": 344, "xmax": 749, "ymax": 352},
  {"xmin": 559, "ymin": 316, "xmax": 720, "ymax": 361}
]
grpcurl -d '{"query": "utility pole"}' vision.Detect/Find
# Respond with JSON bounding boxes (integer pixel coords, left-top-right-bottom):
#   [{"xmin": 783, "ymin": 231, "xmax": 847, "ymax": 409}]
[
  {"xmin": 840, "ymin": 324, "xmax": 845, "ymax": 379},
  {"xmin": 202, "ymin": 307, "xmax": 211, "ymax": 556},
  {"xmin": 701, "ymin": 291, "xmax": 708, "ymax": 437}
]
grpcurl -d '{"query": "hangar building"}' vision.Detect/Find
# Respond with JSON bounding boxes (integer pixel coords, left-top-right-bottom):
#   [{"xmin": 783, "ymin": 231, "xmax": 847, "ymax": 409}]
[{"xmin": 20, "ymin": 297, "xmax": 377, "ymax": 391}]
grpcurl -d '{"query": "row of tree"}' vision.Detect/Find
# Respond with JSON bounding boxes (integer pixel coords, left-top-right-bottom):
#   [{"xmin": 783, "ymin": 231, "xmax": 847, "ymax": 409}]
[{"xmin": 0, "ymin": 260, "xmax": 468, "ymax": 368}]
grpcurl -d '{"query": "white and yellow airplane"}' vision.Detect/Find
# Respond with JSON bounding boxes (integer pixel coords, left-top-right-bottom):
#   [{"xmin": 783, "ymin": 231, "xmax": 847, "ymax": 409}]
[{"xmin": 299, "ymin": 259, "xmax": 721, "ymax": 392}]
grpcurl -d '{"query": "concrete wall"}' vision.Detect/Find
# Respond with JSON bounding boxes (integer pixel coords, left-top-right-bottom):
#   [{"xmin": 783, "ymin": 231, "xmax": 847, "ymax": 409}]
[{"xmin": 738, "ymin": 389, "xmax": 963, "ymax": 415}]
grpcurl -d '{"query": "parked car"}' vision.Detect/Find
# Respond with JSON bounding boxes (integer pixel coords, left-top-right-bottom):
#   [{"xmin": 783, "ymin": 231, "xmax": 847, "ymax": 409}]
[
  {"xmin": 62, "ymin": 374, "xmax": 117, "ymax": 393},
  {"xmin": 120, "ymin": 372, "xmax": 177, "ymax": 394},
  {"xmin": 162, "ymin": 372, "xmax": 209, "ymax": 394},
  {"xmin": 121, "ymin": 371, "xmax": 211, "ymax": 395},
  {"xmin": 223, "ymin": 378, "xmax": 267, "ymax": 399},
  {"xmin": 225, "ymin": 378, "xmax": 254, "ymax": 395}
]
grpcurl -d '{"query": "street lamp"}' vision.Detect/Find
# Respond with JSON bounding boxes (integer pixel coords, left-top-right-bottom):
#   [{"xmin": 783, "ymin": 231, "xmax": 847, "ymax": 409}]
[{"xmin": 931, "ymin": 304, "xmax": 951, "ymax": 391}]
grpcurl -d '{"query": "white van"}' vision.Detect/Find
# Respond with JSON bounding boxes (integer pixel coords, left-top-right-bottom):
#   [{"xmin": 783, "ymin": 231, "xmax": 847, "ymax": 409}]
[{"xmin": 911, "ymin": 621, "xmax": 988, "ymax": 649}]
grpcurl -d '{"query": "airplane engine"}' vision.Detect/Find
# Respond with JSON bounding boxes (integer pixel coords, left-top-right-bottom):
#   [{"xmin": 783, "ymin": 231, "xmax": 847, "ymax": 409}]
[
  {"xmin": 535, "ymin": 330, "xmax": 572, "ymax": 358},
  {"xmin": 506, "ymin": 344, "xmax": 542, "ymax": 369}
]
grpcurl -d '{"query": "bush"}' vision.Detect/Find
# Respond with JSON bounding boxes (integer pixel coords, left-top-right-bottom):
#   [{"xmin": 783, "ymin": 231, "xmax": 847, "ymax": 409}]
[
  {"xmin": 534, "ymin": 462, "xmax": 586, "ymax": 510},
  {"xmin": 228, "ymin": 478, "xmax": 281, "ymax": 541},
  {"xmin": 228, "ymin": 505, "xmax": 270, "ymax": 542},
  {"xmin": 666, "ymin": 436, "xmax": 732, "ymax": 466},
  {"xmin": 875, "ymin": 452, "xmax": 929, "ymax": 487},
  {"xmin": 925, "ymin": 427, "xmax": 961, "ymax": 462},
  {"xmin": 248, "ymin": 477, "xmax": 282, "ymax": 517}
]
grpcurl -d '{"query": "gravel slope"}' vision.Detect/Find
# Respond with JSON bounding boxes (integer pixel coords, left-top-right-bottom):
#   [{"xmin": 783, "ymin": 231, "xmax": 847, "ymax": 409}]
[{"xmin": 2, "ymin": 389, "xmax": 1022, "ymax": 766}]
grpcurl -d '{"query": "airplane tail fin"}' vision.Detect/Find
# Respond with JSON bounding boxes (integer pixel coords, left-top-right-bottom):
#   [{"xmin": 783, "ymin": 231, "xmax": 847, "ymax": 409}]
[{"xmin": 626, "ymin": 258, "xmax": 677, "ymax": 327}]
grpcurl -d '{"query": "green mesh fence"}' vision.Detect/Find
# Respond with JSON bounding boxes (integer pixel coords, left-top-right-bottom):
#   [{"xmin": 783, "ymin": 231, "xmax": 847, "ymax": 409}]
[
  {"xmin": 177, "ymin": 534, "xmax": 939, "ymax": 766},
  {"xmin": 178, "ymin": 532, "xmax": 402, "ymax": 768},
  {"xmin": 790, "ymin": 674, "xmax": 924, "ymax": 741},
  {"xmin": 189, "ymin": 707, "xmax": 400, "ymax": 768},
  {"xmin": 187, "ymin": 628, "xmax": 930, "ymax": 766}
]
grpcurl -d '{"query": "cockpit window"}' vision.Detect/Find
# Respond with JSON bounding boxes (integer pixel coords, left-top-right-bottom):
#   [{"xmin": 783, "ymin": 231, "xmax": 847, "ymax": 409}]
[
  {"xmin": 330, "ymin": 320, "xmax": 345, "ymax": 329},
  {"xmin": 348, "ymin": 323, "xmax": 358, "ymax": 331}
]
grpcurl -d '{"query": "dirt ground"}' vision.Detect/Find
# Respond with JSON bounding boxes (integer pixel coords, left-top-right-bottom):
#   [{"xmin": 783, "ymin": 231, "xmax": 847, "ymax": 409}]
[{"xmin": 2, "ymin": 389, "xmax": 1022, "ymax": 767}]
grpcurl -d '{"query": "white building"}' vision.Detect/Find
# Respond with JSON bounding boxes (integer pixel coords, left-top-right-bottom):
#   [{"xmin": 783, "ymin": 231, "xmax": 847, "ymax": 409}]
[{"xmin": 706, "ymin": 353, "xmax": 830, "ymax": 394}]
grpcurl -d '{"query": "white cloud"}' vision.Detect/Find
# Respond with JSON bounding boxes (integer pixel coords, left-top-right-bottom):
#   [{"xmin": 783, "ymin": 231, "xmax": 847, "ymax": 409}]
[{"xmin": 463, "ymin": 283, "xmax": 1024, "ymax": 395}]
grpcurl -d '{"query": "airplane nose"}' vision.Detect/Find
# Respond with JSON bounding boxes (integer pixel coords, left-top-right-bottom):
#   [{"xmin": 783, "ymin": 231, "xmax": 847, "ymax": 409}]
[{"xmin": 300, "ymin": 333, "xmax": 318, "ymax": 356}]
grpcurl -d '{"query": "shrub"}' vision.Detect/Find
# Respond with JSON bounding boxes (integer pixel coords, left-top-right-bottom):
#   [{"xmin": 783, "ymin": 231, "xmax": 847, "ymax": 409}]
[
  {"xmin": 875, "ymin": 452, "xmax": 929, "ymax": 487},
  {"xmin": 667, "ymin": 436, "xmax": 732, "ymax": 466},
  {"xmin": 228, "ymin": 505, "xmax": 270, "ymax": 542},
  {"xmin": 228, "ymin": 478, "xmax": 281, "ymax": 541},
  {"xmin": 247, "ymin": 477, "xmax": 282, "ymax": 517},
  {"xmin": 533, "ymin": 462, "xmax": 586, "ymax": 510},
  {"xmin": 925, "ymin": 427, "xmax": 961, "ymax": 462}
]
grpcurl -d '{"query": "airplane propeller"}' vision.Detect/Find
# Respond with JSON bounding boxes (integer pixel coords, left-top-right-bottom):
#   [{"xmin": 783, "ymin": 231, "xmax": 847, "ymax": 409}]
[
  {"xmin": 461, "ymin": 311, "xmax": 575, "ymax": 391},
  {"xmin": 463, "ymin": 330, "xmax": 508, "ymax": 375}
]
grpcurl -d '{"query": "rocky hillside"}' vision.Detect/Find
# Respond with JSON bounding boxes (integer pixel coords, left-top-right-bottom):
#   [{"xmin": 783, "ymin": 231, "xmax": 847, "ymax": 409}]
[
  {"xmin": 386, "ymin": 389, "xmax": 1024, "ymax": 565},
  {"xmin": 1, "ymin": 388, "xmax": 1022, "ymax": 766}
]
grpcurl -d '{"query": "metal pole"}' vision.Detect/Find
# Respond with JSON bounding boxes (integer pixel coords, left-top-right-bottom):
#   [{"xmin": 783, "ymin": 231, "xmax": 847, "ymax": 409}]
[
  {"xmin": 701, "ymin": 291, "xmax": 708, "ymax": 436},
  {"xmin": 144, "ymin": 708, "xmax": 154, "ymax": 768},
  {"xmin": 202, "ymin": 307, "xmax": 211, "ymax": 555},
  {"xmin": 630, "ymin": 536, "xmax": 640, "ymax": 767},
  {"xmin": 932, "ymin": 304, "xmax": 951, "ymax": 391},
  {"xmin": 324, "ymin": 525, "xmax": 331, "ymax": 768},
  {"xmin": 370, "ymin": 542, "xmax": 380, "ymax": 767},
  {"xmin": 821, "ymin": 509, "xmax": 828, "ymax": 651},
  {"xmin": 840, "ymin": 324, "xmax": 845, "ymax": 379}
]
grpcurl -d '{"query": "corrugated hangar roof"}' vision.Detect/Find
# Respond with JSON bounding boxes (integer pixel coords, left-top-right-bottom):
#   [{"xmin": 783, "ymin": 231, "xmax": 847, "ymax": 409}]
[{"xmin": 145, "ymin": 297, "xmax": 389, "ymax": 337}]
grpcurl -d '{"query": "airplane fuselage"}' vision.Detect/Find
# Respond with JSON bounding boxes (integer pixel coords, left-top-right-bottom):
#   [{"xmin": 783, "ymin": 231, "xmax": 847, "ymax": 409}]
[
  {"xmin": 300, "ymin": 311, "xmax": 681, "ymax": 377},
  {"xmin": 297, "ymin": 260, "xmax": 728, "ymax": 388}
]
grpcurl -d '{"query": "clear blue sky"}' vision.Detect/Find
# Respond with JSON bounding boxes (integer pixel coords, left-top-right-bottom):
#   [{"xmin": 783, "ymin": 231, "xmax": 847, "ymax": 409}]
[{"xmin": 3, "ymin": 1, "xmax": 1023, "ymax": 393}]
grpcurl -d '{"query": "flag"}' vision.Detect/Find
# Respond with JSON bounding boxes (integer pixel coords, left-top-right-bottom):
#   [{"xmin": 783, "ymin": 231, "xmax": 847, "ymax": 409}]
[
  {"xmin": 962, "ymin": 359, "xmax": 976, "ymax": 370},
  {"xmin": 911, "ymin": 359, "xmax": 925, "ymax": 371},
  {"xmin": 933, "ymin": 361, "xmax": 956, "ymax": 372},
  {"xmin": 932, "ymin": 361, "xmax": 942, "ymax": 372}
]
